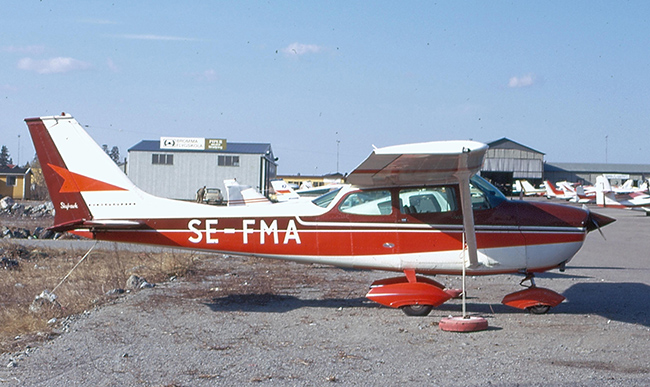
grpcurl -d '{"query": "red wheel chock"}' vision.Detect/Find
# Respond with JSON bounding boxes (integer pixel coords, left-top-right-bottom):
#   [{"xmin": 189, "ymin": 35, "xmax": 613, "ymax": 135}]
[
  {"xmin": 501, "ymin": 287, "xmax": 565, "ymax": 311},
  {"xmin": 366, "ymin": 275, "xmax": 452, "ymax": 309}
]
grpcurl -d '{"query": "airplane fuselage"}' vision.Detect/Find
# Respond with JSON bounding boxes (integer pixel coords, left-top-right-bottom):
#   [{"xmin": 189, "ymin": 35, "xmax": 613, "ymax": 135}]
[{"xmin": 75, "ymin": 184, "xmax": 596, "ymax": 276}]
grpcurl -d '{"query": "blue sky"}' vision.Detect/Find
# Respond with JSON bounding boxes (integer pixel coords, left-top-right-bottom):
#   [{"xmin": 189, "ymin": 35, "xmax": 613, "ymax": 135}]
[{"xmin": 2, "ymin": 1, "xmax": 649, "ymax": 175}]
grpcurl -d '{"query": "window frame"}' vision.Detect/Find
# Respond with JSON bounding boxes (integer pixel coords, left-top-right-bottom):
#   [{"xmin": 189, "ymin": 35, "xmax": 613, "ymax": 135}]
[
  {"xmin": 152, "ymin": 153, "xmax": 174, "ymax": 165},
  {"xmin": 218, "ymin": 155, "xmax": 240, "ymax": 167}
]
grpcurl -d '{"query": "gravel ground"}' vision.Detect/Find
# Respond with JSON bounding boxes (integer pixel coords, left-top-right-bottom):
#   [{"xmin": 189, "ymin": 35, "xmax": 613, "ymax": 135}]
[{"xmin": 1, "ymin": 205, "xmax": 649, "ymax": 386}]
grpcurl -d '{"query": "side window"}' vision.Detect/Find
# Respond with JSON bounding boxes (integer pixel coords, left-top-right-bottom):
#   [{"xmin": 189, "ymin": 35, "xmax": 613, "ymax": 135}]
[
  {"xmin": 400, "ymin": 187, "xmax": 457, "ymax": 214},
  {"xmin": 339, "ymin": 190, "xmax": 392, "ymax": 215},
  {"xmin": 470, "ymin": 183, "xmax": 490, "ymax": 210}
]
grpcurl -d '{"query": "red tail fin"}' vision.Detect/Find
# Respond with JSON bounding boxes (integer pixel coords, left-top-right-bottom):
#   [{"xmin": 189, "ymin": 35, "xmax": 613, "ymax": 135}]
[{"xmin": 25, "ymin": 116, "xmax": 93, "ymax": 228}]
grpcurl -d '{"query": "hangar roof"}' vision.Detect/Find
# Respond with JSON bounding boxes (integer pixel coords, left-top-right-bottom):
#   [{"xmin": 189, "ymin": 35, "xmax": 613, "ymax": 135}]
[
  {"xmin": 546, "ymin": 162, "xmax": 650, "ymax": 174},
  {"xmin": 487, "ymin": 137, "xmax": 544, "ymax": 155},
  {"xmin": 129, "ymin": 140, "xmax": 272, "ymax": 155}
]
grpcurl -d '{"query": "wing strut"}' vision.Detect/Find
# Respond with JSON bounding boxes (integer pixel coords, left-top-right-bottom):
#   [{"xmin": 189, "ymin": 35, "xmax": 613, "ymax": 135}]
[
  {"xmin": 456, "ymin": 148, "xmax": 479, "ymax": 320},
  {"xmin": 455, "ymin": 148, "xmax": 479, "ymax": 268}
]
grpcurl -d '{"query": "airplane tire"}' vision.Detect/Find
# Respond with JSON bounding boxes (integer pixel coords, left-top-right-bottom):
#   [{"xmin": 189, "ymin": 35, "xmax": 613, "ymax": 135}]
[
  {"xmin": 401, "ymin": 304, "xmax": 433, "ymax": 317},
  {"xmin": 527, "ymin": 305, "xmax": 551, "ymax": 314}
]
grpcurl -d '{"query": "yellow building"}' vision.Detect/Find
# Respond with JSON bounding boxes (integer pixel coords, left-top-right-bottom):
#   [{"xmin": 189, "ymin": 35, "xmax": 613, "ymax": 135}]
[
  {"xmin": 276, "ymin": 173, "xmax": 344, "ymax": 189},
  {"xmin": 0, "ymin": 166, "xmax": 31, "ymax": 200}
]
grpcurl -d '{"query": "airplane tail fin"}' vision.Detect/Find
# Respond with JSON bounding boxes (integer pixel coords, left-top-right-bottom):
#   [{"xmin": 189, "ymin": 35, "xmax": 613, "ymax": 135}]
[
  {"xmin": 224, "ymin": 179, "xmax": 271, "ymax": 206},
  {"xmin": 270, "ymin": 179, "xmax": 300, "ymax": 202},
  {"xmin": 520, "ymin": 180, "xmax": 536, "ymax": 194},
  {"xmin": 622, "ymin": 179, "xmax": 634, "ymax": 191},
  {"xmin": 544, "ymin": 180, "xmax": 562, "ymax": 198},
  {"xmin": 595, "ymin": 175, "xmax": 618, "ymax": 207},
  {"xmin": 25, "ymin": 114, "xmax": 141, "ymax": 231}
]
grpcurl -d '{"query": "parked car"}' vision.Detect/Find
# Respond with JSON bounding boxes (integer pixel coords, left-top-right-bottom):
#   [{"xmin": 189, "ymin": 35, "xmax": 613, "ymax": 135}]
[{"xmin": 203, "ymin": 188, "xmax": 224, "ymax": 205}]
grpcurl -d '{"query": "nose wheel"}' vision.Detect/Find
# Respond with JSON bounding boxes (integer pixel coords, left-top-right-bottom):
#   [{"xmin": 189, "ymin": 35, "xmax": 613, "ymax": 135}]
[
  {"xmin": 501, "ymin": 273, "xmax": 565, "ymax": 314},
  {"xmin": 527, "ymin": 304, "xmax": 551, "ymax": 314},
  {"xmin": 400, "ymin": 304, "xmax": 434, "ymax": 317}
]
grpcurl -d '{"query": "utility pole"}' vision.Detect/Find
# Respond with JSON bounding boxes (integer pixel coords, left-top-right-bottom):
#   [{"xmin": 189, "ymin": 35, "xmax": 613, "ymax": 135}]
[{"xmin": 336, "ymin": 132, "xmax": 340, "ymax": 173}]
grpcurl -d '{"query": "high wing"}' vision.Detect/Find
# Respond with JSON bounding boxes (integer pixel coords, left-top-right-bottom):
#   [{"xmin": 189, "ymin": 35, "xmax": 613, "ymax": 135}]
[
  {"xmin": 348, "ymin": 140, "xmax": 489, "ymax": 268},
  {"xmin": 347, "ymin": 140, "xmax": 488, "ymax": 187}
]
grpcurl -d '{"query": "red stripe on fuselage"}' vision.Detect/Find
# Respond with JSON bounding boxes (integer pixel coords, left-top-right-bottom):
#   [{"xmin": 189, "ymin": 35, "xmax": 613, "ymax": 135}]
[{"xmin": 83, "ymin": 216, "xmax": 585, "ymax": 257}]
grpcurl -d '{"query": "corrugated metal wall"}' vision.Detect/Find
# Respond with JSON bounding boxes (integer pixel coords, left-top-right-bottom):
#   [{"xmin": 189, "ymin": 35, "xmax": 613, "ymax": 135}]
[
  {"xmin": 128, "ymin": 151, "xmax": 265, "ymax": 200},
  {"xmin": 482, "ymin": 148, "xmax": 544, "ymax": 179}
]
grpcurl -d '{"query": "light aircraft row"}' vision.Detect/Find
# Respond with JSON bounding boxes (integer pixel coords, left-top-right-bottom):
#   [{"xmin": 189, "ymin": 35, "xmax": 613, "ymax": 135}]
[
  {"xmin": 595, "ymin": 176, "xmax": 650, "ymax": 215},
  {"xmin": 26, "ymin": 114, "xmax": 615, "ymax": 317},
  {"xmin": 517, "ymin": 177, "xmax": 650, "ymax": 215}
]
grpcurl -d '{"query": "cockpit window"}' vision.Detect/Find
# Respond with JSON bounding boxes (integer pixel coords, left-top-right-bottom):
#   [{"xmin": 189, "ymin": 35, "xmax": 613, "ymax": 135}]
[
  {"xmin": 339, "ymin": 190, "xmax": 392, "ymax": 215},
  {"xmin": 470, "ymin": 175, "xmax": 507, "ymax": 210},
  {"xmin": 312, "ymin": 187, "xmax": 343, "ymax": 208},
  {"xmin": 400, "ymin": 187, "xmax": 457, "ymax": 214}
]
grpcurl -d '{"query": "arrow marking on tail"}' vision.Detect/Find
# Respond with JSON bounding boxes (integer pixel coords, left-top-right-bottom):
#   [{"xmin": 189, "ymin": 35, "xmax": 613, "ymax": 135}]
[{"xmin": 48, "ymin": 163, "xmax": 127, "ymax": 193}]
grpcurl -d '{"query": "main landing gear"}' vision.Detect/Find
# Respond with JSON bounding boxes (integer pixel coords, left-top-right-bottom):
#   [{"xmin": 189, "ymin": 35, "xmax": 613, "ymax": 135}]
[
  {"xmin": 365, "ymin": 270, "xmax": 462, "ymax": 317},
  {"xmin": 501, "ymin": 273, "xmax": 565, "ymax": 314}
]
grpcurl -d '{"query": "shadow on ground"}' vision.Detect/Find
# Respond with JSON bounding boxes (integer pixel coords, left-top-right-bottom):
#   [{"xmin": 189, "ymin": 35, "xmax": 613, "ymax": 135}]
[
  {"xmin": 205, "ymin": 294, "xmax": 373, "ymax": 313},
  {"xmin": 204, "ymin": 282, "xmax": 650, "ymax": 327}
]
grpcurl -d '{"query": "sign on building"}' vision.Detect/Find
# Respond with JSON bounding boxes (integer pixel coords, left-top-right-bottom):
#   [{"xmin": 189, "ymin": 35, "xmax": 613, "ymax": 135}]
[{"xmin": 160, "ymin": 137, "xmax": 226, "ymax": 151}]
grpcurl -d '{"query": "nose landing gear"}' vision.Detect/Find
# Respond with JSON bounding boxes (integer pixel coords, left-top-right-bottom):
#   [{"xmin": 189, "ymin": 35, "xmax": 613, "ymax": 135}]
[{"xmin": 501, "ymin": 273, "xmax": 565, "ymax": 314}]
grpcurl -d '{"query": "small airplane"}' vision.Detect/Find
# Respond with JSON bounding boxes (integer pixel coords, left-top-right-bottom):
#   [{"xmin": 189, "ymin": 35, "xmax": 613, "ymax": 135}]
[
  {"xmin": 26, "ymin": 113, "xmax": 615, "ymax": 316},
  {"xmin": 596, "ymin": 175, "xmax": 650, "ymax": 215},
  {"xmin": 271, "ymin": 179, "xmax": 343, "ymax": 202},
  {"xmin": 544, "ymin": 180, "xmax": 575, "ymax": 200},
  {"xmin": 556, "ymin": 181, "xmax": 595, "ymax": 204},
  {"xmin": 224, "ymin": 179, "xmax": 271, "ymax": 206},
  {"xmin": 513, "ymin": 180, "xmax": 545, "ymax": 197}
]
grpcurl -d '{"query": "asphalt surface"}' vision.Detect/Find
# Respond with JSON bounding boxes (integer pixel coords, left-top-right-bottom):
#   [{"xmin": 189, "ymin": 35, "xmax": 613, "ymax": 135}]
[{"xmin": 1, "ymin": 204, "xmax": 649, "ymax": 386}]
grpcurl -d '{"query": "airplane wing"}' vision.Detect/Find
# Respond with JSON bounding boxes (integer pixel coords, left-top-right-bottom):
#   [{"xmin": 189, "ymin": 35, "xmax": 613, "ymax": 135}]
[
  {"xmin": 346, "ymin": 140, "xmax": 488, "ymax": 187},
  {"xmin": 347, "ymin": 140, "xmax": 489, "ymax": 268}
]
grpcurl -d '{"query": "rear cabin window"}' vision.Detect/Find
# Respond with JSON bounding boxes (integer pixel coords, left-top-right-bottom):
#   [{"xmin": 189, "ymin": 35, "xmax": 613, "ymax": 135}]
[
  {"xmin": 400, "ymin": 187, "xmax": 457, "ymax": 214},
  {"xmin": 339, "ymin": 190, "xmax": 392, "ymax": 215}
]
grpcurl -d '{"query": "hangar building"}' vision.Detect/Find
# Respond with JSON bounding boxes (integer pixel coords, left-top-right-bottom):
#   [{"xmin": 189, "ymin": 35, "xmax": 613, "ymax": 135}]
[
  {"xmin": 127, "ymin": 139, "xmax": 276, "ymax": 201},
  {"xmin": 478, "ymin": 137, "xmax": 650, "ymax": 191},
  {"xmin": 480, "ymin": 138, "xmax": 544, "ymax": 194},
  {"xmin": 544, "ymin": 163, "xmax": 650, "ymax": 186}
]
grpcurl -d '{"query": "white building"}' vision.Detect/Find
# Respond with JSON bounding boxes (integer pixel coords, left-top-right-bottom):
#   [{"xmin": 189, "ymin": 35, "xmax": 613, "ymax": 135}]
[{"xmin": 127, "ymin": 139, "xmax": 276, "ymax": 200}]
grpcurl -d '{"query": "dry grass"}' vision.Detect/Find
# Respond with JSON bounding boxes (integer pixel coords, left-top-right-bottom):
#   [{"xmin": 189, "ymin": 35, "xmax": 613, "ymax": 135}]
[{"xmin": 0, "ymin": 242, "xmax": 199, "ymax": 353}]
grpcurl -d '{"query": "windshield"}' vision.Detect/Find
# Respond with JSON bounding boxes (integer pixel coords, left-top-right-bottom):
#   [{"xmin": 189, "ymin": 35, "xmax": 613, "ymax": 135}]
[
  {"xmin": 470, "ymin": 175, "xmax": 507, "ymax": 209},
  {"xmin": 312, "ymin": 187, "xmax": 343, "ymax": 208}
]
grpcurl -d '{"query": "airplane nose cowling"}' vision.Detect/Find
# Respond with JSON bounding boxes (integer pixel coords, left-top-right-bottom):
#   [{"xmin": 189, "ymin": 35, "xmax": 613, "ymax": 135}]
[{"xmin": 585, "ymin": 210, "xmax": 616, "ymax": 232}]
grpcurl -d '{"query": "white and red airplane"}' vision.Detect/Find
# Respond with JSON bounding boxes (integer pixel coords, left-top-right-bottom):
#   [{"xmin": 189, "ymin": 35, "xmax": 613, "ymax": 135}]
[
  {"xmin": 26, "ymin": 114, "xmax": 614, "ymax": 316},
  {"xmin": 271, "ymin": 179, "xmax": 343, "ymax": 202},
  {"xmin": 596, "ymin": 175, "xmax": 650, "ymax": 215}
]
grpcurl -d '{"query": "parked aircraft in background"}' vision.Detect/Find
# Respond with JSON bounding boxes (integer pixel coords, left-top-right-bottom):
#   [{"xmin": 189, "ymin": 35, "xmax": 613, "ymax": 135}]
[
  {"xmin": 271, "ymin": 179, "xmax": 343, "ymax": 202},
  {"xmin": 513, "ymin": 180, "xmax": 545, "ymax": 197},
  {"xmin": 556, "ymin": 181, "xmax": 595, "ymax": 204},
  {"xmin": 544, "ymin": 180, "xmax": 574, "ymax": 200},
  {"xmin": 224, "ymin": 179, "xmax": 271, "ymax": 206},
  {"xmin": 596, "ymin": 175, "xmax": 650, "ymax": 215},
  {"xmin": 26, "ymin": 114, "xmax": 615, "ymax": 318}
]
